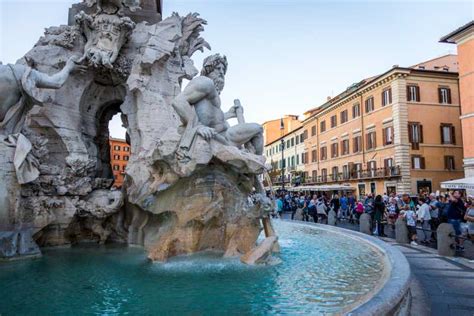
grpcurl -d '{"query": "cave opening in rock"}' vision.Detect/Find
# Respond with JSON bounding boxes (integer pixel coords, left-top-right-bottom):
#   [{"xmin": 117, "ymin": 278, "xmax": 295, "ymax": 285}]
[{"xmin": 96, "ymin": 102, "xmax": 129, "ymax": 189}]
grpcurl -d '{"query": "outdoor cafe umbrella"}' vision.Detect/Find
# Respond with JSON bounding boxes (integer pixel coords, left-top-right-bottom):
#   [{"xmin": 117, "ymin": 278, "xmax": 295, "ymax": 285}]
[{"xmin": 440, "ymin": 177, "xmax": 474, "ymax": 190}]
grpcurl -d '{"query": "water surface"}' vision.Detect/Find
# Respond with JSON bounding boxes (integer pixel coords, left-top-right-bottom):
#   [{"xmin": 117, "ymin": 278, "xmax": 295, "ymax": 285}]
[{"xmin": 0, "ymin": 221, "xmax": 385, "ymax": 315}]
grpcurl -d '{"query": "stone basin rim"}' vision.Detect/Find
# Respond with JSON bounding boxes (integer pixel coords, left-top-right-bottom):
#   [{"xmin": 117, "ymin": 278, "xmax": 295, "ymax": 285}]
[{"xmin": 281, "ymin": 220, "xmax": 411, "ymax": 316}]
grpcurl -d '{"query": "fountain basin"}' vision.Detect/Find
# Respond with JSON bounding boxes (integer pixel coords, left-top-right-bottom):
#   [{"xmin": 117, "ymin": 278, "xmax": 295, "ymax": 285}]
[{"xmin": 0, "ymin": 220, "xmax": 410, "ymax": 315}]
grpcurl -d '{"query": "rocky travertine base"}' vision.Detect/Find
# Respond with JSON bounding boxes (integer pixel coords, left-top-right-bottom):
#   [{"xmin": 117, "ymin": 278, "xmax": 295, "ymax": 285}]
[
  {"xmin": 0, "ymin": 229, "xmax": 41, "ymax": 260},
  {"xmin": 126, "ymin": 167, "xmax": 263, "ymax": 261}
]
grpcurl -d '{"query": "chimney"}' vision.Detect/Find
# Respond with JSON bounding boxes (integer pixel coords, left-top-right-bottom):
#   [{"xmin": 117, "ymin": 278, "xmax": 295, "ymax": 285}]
[{"xmin": 327, "ymin": 96, "xmax": 332, "ymax": 101}]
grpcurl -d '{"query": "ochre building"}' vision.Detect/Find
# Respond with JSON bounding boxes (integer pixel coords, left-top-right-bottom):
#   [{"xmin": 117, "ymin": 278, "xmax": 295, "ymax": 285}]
[
  {"xmin": 440, "ymin": 21, "xmax": 474, "ymax": 181},
  {"xmin": 109, "ymin": 138, "xmax": 131, "ymax": 188},
  {"xmin": 264, "ymin": 55, "xmax": 464, "ymax": 196},
  {"xmin": 262, "ymin": 115, "xmax": 301, "ymax": 146}
]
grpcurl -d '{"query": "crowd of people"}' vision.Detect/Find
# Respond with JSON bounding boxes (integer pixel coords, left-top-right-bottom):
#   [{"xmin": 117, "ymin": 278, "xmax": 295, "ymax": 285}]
[{"xmin": 273, "ymin": 189, "xmax": 474, "ymax": 251}]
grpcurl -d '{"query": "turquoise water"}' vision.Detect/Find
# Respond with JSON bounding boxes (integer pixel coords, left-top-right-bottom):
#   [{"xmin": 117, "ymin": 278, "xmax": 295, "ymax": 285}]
[{"xmin": 0, "ymin": 221, "xmax": 384, "ymax": 315}]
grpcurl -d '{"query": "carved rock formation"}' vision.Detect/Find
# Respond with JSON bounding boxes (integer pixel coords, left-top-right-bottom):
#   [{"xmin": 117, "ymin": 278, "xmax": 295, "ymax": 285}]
[{"xmin": 0, "ymin": 0, "xmax": 273, "ymax": 264}]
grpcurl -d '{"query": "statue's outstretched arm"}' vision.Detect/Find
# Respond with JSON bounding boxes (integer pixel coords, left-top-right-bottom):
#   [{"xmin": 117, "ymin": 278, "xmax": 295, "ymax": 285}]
[{"xmin": 34, "ymin": 56, "xmax": 83, "ymax": 89}]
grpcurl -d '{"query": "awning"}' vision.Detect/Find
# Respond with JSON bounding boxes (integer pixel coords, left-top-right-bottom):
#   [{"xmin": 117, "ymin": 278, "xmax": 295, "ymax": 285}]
[
  {"xmin": 440, "ymin": 177, "xmax": 474, "ymax": 190},
  {"xmin": 279, "ymin": 185, "xmax": 356, "ymax": 192}
]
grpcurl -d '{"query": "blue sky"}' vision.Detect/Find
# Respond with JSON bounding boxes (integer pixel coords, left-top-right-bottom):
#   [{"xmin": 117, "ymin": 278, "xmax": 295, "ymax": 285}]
[{"xmin": 1, "ymin": 0, "xmax": 472, "ymax": 138}]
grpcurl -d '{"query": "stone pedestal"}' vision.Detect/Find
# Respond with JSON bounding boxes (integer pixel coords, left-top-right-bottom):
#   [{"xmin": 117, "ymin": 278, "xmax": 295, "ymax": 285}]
[
  {"xmin": 359, "ymin": 213, "xmax": 372, "ymax": 235},
  {"xmin": 437, "ymin": 223, "xmax": 456, "ymax": 257},
  {"xmin": 395, "ymin": 217, "xmax": 410, "ymax": 244},
  {"xmin": 328, "ymin": 210, "xmax": 337, "ymax": 226},
  {"xmin": 293, "ymin": 208, "xmax": 303, "ymax": 221},
  {"xmin": 0, "ymin": 229, "xmax": 41, "ymax": 260}
]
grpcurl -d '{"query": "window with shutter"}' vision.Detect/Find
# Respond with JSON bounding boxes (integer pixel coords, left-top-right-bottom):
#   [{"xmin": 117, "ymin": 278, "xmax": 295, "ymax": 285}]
[
  {"xmin": 444, "ymin": 156, "xmax": 455, "ymax": 170},
  {"xmin": 382, "ymin": 89, "xmax": 392, "ymax": 106},
  {"xmin": 320, "ymin": 121, "xmax": 326, "ymax": 133},
  {"xmin": 365, "ymin": 97, "xmax": 374, "ymax": 113},
  {"xmin": 408, "ymin": 122, "xmax": 422, "ymax": 149},
  {"xmin": 383, "ymin": 126, "xmax": 394, "ymax": 145},
  {"xmin": 331, "ymin": 115, "xmax": 337, "ymax": 128},
  {"xmin": 441, "ymin": 124, "xmax": 454, "ymax": 144},
  {"xmin": 321, "ymin": 169, "xmax": 327, "ymax": 182},
  {"xmin": 352, "ymin": 104, "xmax": 360, "ymax": 118},
  {"xmin": 438, "ymin": 87, "xmax": 452, "ymax": 104},
  {"xmin": 411, "ymin": 156, "xmax": 424, "ymax": 169}
]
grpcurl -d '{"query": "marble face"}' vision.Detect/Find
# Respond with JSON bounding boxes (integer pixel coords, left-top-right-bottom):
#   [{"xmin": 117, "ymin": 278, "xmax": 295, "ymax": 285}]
[{"xmin": 207, "ymin": 63, "xmax": 226, "ymax": 94}]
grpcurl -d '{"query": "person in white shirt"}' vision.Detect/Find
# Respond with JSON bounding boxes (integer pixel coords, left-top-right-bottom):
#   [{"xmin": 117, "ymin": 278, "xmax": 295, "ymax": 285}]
[
  {"xmin": 417, "ymin": 197, "xmax": 432, "ymax": 244},
  {"xmin": 400, "ymin": 198, "xmax": 418, "ymax": 246}
]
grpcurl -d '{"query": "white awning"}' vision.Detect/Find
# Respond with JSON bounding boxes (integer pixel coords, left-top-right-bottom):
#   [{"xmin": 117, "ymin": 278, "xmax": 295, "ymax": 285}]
[
  {"xmin": 280, "ymin": 185, "xmax": 356, "ymax": 192},
  {"xmin": 440, "ymin": 177, "xmax": 474, "ymax": 190}
]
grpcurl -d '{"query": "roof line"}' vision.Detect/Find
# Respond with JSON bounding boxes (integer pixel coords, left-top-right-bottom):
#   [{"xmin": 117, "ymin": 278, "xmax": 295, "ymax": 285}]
[
  {"xmin": 301, "ymin": 67, "xmax": 458, "ymax": 124},
  {"xmin": 410, "ymin": 53, "xmax": 457, "ymax": 68},
  {"xmin": 440, "ymin": 20, "xmax": 474, "ymax": 43}
]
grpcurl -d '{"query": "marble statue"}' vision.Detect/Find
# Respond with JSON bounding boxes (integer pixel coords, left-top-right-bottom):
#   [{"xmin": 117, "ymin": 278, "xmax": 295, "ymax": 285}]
[
  {"xmin": 75, "ymin": 6, "xmax": 136, "ymax": 68},
  {"xmin": 0, "ymin": 0, "xmax": 277, "ymax": 265},
  {"xmin": 0, "ymin": 55, "xmax": 84, "ymax": 183},
  {"xmin": 172, "ymin": 54, "xmax": 264, "ymax": 162}
]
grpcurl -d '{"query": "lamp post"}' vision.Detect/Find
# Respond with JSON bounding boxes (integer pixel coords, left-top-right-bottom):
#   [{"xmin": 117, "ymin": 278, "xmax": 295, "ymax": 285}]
[
  {"xmin": 281, "ymin": 138, "xmax": 285, "ymax": 191},
  {"xmin": 280, "ymin": 118, "xmax": 285, "ymax": 191}
]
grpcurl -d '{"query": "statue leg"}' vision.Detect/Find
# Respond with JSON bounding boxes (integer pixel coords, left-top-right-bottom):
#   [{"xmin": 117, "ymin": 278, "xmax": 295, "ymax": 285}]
[{"xmin": 225, "ymin": 123, "xmax": 263, "ymax": 155}]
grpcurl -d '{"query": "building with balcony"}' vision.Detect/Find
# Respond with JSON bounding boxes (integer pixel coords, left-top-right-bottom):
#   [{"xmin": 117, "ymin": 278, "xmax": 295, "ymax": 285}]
[
  {"xmin": 264, "ymin": 126, "xmax": 307, "ymax": 188},
  {"xmin": 109, "ymin": 138, "xmax": 131, "ymax": 188},
  {"xmin": 301, "ymin": 55, "xmax": 464, "ymax": 196}
]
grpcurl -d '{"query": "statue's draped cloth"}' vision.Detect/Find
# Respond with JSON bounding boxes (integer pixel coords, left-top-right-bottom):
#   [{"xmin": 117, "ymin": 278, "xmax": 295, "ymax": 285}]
[{"xmin": 1, "ymin": 65, "xmax": 42, "ymax": 184}]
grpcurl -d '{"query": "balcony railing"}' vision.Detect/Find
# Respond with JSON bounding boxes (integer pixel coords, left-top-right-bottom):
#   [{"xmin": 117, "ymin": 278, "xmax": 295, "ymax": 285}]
[
  {"xmin": 304, "ymin": 166, "xmax": 401, "ymax": 184},
  {"xmin": 270, "ymin": 166, "xmax": 401, "ymax": 186}
]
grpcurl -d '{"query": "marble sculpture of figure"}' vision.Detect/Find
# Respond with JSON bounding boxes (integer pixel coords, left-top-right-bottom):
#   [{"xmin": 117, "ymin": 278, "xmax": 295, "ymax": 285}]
[
  {"xmin": 0, "ymin": 55, "xmax": 84, "ymax": 183},
  {"xmin": 172, "ymin": 54, "xmax": 264, "ymax": 161}
]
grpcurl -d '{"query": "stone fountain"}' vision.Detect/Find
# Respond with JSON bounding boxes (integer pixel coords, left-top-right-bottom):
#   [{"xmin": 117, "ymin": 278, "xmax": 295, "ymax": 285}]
[{"xmin": 0, "ymin": 0, "xmax": 277, "ymax": 264}]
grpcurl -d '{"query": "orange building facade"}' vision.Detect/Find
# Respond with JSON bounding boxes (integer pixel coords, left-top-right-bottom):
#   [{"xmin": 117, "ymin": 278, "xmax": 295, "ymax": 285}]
[
  {"xmin": 109, "ymin": 138, "xmax": 131, "ymax": 188},
  {"xmin": 264, "ymin": 55, "xmax": 465, "ymax": 196},
  {"xmin": 440, "ymin": 21, "xmax": 474, "ymax": 183},
  {"xmin": 262, "ymin": 115, "xmax": 302, "ymax": 146}
]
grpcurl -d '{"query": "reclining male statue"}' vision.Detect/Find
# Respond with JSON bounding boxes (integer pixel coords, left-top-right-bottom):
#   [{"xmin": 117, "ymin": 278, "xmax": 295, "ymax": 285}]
[
  {"xmin": 172, "ymin": 54, "xmax": 264, "ymax": 162},
  {"xmin": 0, "ymin": 55, "xmax": 84, "ymax": 183}
]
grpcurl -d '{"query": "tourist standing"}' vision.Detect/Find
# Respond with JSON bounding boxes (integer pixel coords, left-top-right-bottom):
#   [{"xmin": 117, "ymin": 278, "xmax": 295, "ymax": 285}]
[
  {"xmin": 387, "ymin": 197, "xmax": 399, "ymax": 230},
  {"xmin": 428, "ymin": 193, "xmax": 440, "ymax": 241},
  {"xmin": 276, "ymin": 195, "xmax": 284, "ymax": 218},
  {"xmin": 348, "ymin": 194, "xmax": 356, "ymax": 223},
  {"xmin": 417, "ymin": 197, "xmax": 431, "ymax": 244},
  {"xmin": 355, "ymin": 200, "xmax": 364, "ymax": 223},
  {"xmin": 401, "ymin": 205, "xmax": 418, "ymax": 246},
  {"xmin": 374, "ymin": 195, "xmax": 387, "ymax": 237},
  {"xmin": 340, "ymin": 194, "xmax": 349, "ymax": 220},
  {"xmin": 330, "ymin": 194, "xmax": 340, "ymax": 218},
  {"xmin": 447, "ymin": 190, "xmax": 467, "ymax": 251}
]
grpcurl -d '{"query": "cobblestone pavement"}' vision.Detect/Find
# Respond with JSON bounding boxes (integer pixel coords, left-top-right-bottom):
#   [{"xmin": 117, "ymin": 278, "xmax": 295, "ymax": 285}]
[{"xmin": 279, "ymin": 213, "xmax": 474, "ymax": 315}]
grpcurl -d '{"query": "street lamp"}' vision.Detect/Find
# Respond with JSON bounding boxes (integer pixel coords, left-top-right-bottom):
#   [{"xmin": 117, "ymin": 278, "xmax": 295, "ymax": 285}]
[
  {"xmin": 280, "ymin": 118, "xmax": 285, "ymax": 191},
  {"xmin": 281, "ymin": 138, "xmax": 285, "ymax": 191}
]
